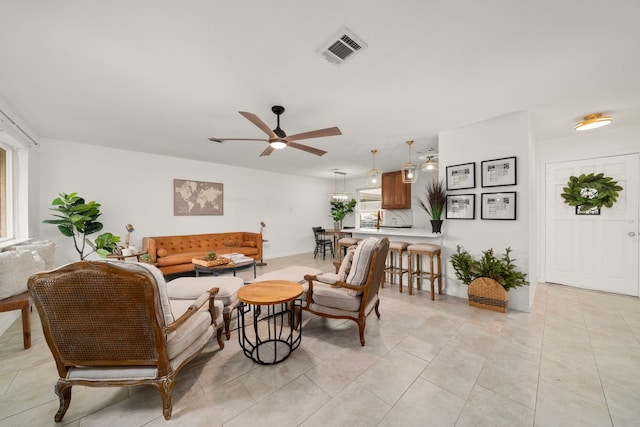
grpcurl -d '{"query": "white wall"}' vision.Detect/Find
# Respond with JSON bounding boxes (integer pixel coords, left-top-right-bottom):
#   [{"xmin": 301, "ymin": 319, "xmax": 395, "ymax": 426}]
[
  {"xmin": 35, "ymin": 139, "xmax": 335, "ymax": 266},
  {"xmin": 439, "ymin": 111, "xmax": 534, "ymax": 311}
]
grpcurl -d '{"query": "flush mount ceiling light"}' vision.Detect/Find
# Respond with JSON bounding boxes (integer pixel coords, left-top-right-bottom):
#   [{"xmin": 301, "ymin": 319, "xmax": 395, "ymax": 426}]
[
  {"xmin": 575, "ymin": 113, "xmax": 613, "ymax": 131},
  {"xmin": 401, "ymin": 140, "xmax": 417, "ymax": 184},
  {"xmin": 366, "ymin": 149, "xmax": 382, "ymax": 188},
  {"xmin": 328, "ymin": 171, "xmax": 353, "ymax": 202},
  {"xmin": 420, "ymin": 155, "xmax": 439, "ymax": 172}
]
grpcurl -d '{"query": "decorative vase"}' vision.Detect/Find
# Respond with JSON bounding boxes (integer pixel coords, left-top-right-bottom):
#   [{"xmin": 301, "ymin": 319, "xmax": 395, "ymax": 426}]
[
  {"xmin": 334, "ymin": 221, "xmax": 342, "ymax": 231},
  {"xmin": 430, "ymin": 220, "xmax": 443, "ymax": 233}
]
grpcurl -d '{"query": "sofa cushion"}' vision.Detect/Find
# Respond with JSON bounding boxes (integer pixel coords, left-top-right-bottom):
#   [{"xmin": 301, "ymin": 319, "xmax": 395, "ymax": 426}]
[
  {"xmin": 0, "ymin": 250, "xmax": 46, "ymax": 299},
  {"xmin": 10, "ymin": 240, "xmax": 56, "ymax": 270},
  {"xmin": 310, "ymin": 281, "xmax": 361, "ymax": 312},
  {"xmin": 167, "ymin": 276, "xmax": 243, "ymax": 307},
  {"xmin": 337, "ymin": 247, "xmax": 355, "ymax": 282},
  {"xmin": 241, "ymin": 241, "xmax": 256, "ymax": 247}
]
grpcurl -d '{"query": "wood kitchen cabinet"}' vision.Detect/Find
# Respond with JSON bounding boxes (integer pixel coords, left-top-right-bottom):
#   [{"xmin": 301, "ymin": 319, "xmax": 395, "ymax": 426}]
[{"xmin": 381, "ymin": 171, "xmax": 411, "ymax": 209}]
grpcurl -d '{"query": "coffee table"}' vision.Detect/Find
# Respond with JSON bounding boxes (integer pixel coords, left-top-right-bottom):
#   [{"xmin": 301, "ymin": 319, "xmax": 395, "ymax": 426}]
[
  {"xmin": 194, "ymin": 258, "xmax": 256, "ymax": 279},
  {"xmin": 236, "ymin": 280, "xmax": 303, "ymax": 365}
]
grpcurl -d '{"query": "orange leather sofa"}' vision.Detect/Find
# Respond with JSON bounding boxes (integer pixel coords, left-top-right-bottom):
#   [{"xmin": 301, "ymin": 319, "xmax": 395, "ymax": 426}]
[{"xmin": 143, "ymin": 232, "xmax": 262, "ymax": 275}]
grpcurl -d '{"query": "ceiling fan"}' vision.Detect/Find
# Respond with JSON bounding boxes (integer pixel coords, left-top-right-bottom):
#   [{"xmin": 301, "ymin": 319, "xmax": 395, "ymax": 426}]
[{"xmin": 209, "ymin": 105, "xmax": 341, "ymax": 157}]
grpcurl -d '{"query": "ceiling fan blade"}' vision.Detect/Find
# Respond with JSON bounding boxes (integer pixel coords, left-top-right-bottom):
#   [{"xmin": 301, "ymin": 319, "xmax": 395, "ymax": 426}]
[
  {"xmin": 285, "ymin": 127, "xmax": 342, "ymax": 142},
  {"xmin": 259, "ymin": 145, "xmax": 275, "ymax": 157},
  {"xmin": 239, "ymin": 111, "xmax": 277, "ymax": 138},
  {"xmin": 208, "ymin": 137, "xmax": 269, "ymax": 142},
  {"xmin": 288, "ymin": 142, "xmax": 327, "ymax": 156}
]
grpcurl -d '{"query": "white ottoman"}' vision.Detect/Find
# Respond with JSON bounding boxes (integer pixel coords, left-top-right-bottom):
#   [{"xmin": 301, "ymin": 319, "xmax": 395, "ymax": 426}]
[{"xmin": 167, "ymin": 276, "xmax": 244, "ymax": 340}]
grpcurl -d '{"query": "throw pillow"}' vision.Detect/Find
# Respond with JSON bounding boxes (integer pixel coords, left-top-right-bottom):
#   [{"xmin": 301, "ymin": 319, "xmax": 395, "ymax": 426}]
[
  {"xmin": 241, "ymin": 241, "xmax": 256, "ymax": 247},
  {"xmin": 0, "ymin": 250, "xmax": 46, "ymax": 299},
  {"xmin": 157, "ymin": 248, "xmax": 168, "ymax": 257},
  {"xmin": 337, "ymin": 247, "xmax": 356, "ymax": 282}
]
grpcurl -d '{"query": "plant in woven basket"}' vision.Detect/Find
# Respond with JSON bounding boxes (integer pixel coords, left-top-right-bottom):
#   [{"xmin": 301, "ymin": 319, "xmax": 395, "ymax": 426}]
[{"xmin": 450, "ymin": 245, "xmax": 528, "ymax": 291}]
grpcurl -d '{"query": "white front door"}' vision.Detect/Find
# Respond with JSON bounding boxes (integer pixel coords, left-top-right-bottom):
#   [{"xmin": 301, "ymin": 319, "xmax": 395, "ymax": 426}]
[{"xmin": 545, "ymin": 154, "xmax": 639, "ymax": 296}]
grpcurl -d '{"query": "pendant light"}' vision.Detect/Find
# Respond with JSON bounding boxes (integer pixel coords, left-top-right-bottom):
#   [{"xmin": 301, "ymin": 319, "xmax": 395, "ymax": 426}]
[
  {"xmin": 401, "ymin": 140, "xmax": 417, "ymax": 183},
  {"xmin": 575, "ymin": 113, "xmax": 613, "ymax": 131},
  {"xmin": 328, "ymin": 171, "xmax": 352, "ymax": 202},
  {"xmin": 366, "ymin": 149, "xmax": 382, "ymax": 188}
]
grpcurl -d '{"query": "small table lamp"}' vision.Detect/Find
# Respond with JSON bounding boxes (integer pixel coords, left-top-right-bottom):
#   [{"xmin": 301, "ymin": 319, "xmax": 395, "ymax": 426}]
[{"xmin": 125, "ymin": 224, "xmax": 134, "ymax": 248}]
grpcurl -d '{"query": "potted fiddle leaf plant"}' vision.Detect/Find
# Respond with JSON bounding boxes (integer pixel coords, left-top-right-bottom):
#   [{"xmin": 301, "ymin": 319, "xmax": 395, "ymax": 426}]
[
  {"xmin": 43, "ymin": 192, "xmax": 121, "ymax": 260},
  {"xmin": 418, "ymin": 179, "xmax": 447, "ymax": 233},
  {"xmin": 330, "ymin": 198, "xmax": 357, "ymax": 230},
  {"xmin": 450, "ymin": 245, "xmax": 528, "ymax": 312}
]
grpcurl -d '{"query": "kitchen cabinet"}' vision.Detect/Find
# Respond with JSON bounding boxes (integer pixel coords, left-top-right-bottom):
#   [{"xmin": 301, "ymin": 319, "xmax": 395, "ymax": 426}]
[{"xmin": 381, "ymin": 171, "xmax": 411, "ymax": 209}]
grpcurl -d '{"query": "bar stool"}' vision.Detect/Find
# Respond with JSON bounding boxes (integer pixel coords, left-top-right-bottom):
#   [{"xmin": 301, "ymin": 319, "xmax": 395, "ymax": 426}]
[
  {"xmin": 337, "ymin": 237, "xmax": 362, "ymax": 261},
  {"xmin": 407, "ymin": 243, "xmax": 442, "ymax": 300},
  {"xmin": 384, "ymin": 241, "xmax": 410, "ymax": 292}
]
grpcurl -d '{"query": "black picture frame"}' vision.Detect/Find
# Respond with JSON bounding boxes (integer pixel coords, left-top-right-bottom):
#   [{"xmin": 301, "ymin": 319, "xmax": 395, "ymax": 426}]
[
  {"xmin": 446, "ymin": 162, "xmax": 475, "ymax": 190},
  {"xmin": 481, "ymin": 192, "xmax": 516, "ymax": 220},
  {"xmin": 481, "ymin": 156, "xmax": 517, "ymax": 187},
  {"xmin": 446, "ymin": 194, "xmax": 475, "ymax": 219}
]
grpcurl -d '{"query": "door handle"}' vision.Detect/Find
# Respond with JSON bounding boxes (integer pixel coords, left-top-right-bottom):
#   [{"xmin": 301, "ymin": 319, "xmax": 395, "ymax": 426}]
[{"xmin": 629, "ymin": 232, "xmax": 637, "ymax": 237}]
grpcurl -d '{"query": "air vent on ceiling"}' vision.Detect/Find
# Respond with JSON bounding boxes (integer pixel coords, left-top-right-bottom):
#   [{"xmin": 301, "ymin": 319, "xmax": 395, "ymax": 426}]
[{"xmin": 319, "ymin": 29, "xmax": 367, "ymax": 66}]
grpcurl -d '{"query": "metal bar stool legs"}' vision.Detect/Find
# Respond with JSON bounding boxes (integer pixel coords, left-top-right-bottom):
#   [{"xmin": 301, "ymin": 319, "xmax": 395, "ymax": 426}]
[
  {"xmin": 407, "ymin": 243, "xmax": 442, "ymax": 300},
  {"xmin": 384, "ymin": 242, "xmax": 409, "ymax": 291}
]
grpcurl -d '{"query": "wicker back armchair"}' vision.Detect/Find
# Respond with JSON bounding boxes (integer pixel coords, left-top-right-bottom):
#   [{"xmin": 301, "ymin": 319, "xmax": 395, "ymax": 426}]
[
  {"xmin": 303, "ymin": 237, "xmax": 389, "ymax": 346},
  {"xmin": 28, "ymin": 260, "xmax": 224, "ymax": 421}
]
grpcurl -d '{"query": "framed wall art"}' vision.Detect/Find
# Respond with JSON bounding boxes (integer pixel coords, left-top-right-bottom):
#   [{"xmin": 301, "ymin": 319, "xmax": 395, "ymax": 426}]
[
  {"xmin": 481, "ymin": 156, "xmax": 517, "ymax": 187},
  {"xmin": 446, "ymin": 162, "xmax": 475, "ymax": 190},
  {"xmin": 446, "ymin": 194, "xmax": 475, "ymax": 219},
  {"xmin": 481, "ymin": 192, "xmax": 516, "ymax": 220},
  {"xmin": 173, "ymin": 179, "xmax": 224, "ymax": 216}
]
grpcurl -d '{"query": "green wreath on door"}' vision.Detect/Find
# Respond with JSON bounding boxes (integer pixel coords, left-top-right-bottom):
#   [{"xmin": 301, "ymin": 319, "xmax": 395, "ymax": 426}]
[{"xmin": 560, "ymin": 173, "xmax": 623, "ymax": 212}]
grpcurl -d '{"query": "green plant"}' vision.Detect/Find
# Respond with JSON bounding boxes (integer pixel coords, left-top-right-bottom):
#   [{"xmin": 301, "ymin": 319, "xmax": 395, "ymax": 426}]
[
  {"xmin": 330, "ymin": 199, "xmax": 357, "ymax": 222},
  {"xmin": 561, "ymin": 173, "xmax": 623, "ymax": 211},
  {"xmin": 450, "ymin": 245, "xmax": 528, "ymax": 291},
  {"xmin": 418, "ymin": 179, "xmax": 447, "ymax": 220},
  {"xmin": 205, "ymin": 251, "xmax": 217, "ymax": 260},
  {"xmin": 139, "ymin": 253, "xmax": 154, "ymax": 263},
  {"xmin": 43, "ymin": 192, "xmax": 120, "ymax": 260}
]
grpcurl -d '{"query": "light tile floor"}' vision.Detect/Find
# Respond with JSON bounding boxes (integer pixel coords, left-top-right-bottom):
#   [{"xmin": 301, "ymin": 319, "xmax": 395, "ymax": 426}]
[{"xmin": 1, "ymin": 253, "xmax": 639, "ymax": 426}]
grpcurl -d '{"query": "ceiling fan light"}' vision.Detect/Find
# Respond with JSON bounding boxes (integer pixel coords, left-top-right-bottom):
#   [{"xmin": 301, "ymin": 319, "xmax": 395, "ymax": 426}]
[
  {"xmin": 575, "ymin": 113, "xmax": 612, "ymax": 131},
  {"xmin": 270, "ymin": 140, "xmax": 287, "ymax": 149}
]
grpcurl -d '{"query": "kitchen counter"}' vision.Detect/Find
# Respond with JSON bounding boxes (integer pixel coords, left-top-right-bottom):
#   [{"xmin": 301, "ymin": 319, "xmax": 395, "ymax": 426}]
[{"xmin": 349, "ymin": 228, "xmax": 444, "ymax": 239}]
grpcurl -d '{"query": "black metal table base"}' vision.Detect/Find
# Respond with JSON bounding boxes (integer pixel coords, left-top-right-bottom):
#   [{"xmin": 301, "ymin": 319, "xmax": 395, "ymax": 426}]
[{"xmin": 237, "ymin": 300, "xmax": 301, "ymax": 365}]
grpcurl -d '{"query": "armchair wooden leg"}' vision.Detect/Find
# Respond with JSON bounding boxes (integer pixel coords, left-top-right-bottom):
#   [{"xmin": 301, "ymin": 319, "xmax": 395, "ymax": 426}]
[
  {"xmin": 216, "ymin": 328, "xmax": 225, "ymax": 349},
  {"xmin": 223, "ymin": 312, "xmax": 231, "ymax": 340},
  {"xmin": 357, "ymin": 319, "xmax": 366, "ymax": 346},
  {"xmin": 54, "ymin": 381, "xmax": 72, "ymax": 422},
  {"xmin": 159, "ymin": 378, "xmax": 174, "ymax": 420},
  {"xmin": 21, "ymin": 304, "xmax": 31, "ymax": 349}
]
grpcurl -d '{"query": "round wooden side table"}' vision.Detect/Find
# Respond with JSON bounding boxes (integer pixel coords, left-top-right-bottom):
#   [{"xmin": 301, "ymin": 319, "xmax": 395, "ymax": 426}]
[{"xmin": 236, "ymin": 280, "xmax": 303, "ymax": 365}]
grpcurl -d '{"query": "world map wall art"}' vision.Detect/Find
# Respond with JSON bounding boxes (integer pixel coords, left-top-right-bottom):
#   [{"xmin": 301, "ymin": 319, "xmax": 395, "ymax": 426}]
[{"xmin": 173, "ymin": 179, "xmax": 224, "ymax": 216}]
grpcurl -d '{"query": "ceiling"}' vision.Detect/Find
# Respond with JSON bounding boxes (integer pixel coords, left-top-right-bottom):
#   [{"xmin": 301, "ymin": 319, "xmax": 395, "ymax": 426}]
[{"xmin": 1, "ymin": 1, "xmax": 639, "ymax": 180}]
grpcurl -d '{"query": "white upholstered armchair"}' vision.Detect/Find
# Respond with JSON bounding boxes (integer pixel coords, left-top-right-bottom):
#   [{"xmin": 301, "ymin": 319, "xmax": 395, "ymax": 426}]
[
  {"xmin": 28, "ymin": 260, "xmax": 224, "ymax": 421},
  {"xmin": 303, "ymin": 237, "xmax": 389, "ymax": 346}
]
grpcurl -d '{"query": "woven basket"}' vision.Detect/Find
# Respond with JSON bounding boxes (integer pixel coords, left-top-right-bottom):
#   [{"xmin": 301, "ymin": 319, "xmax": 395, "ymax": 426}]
[
  {"xmin": 192, "ymin": 257, "xmax": 229, "ymax": 267},
  {"xmin": 468, "ymin": 277, "xmax": 508, "ymax": 313}
]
